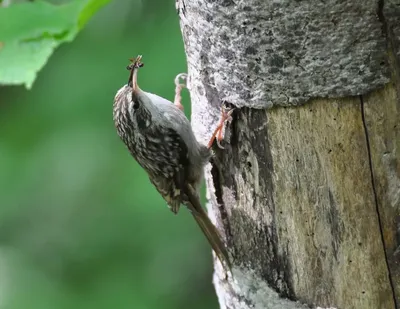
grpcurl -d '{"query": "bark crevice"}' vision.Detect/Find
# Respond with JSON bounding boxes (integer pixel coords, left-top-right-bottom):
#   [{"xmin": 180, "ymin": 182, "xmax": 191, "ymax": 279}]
[
  {"xmin": 360, "ymin": 94, "xmax": 398, "ymax": 309},
  {"xmin": 378, "ymin": 0, "xmax": 388, "ymax": 38},
  {"xmin": 209, "ymin": 158, "xmax": 233, "ymax": 247}
]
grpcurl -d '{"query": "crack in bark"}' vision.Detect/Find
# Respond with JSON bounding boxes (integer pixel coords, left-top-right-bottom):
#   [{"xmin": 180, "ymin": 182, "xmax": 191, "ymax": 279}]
[
  {"xmin": 210, "ymin": 158, "xmax": 233, "ymax": 246},
  {"xmin": 210, "ymin": 158, "xmax": 224, "ymax": 206},
  {"xmin": 377, "ymin": 0, "xmax": 388, "ymax": 38},
  {"xmin": 379, "ymin": 0, "xmax": 400, "ymax": 97},
  {"xmin": 360, "ymin": 95, "xmax": 398, "ymax": 309}
]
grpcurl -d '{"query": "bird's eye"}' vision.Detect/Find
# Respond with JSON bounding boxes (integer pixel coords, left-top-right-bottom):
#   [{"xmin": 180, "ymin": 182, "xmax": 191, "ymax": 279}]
[{"xmin": 132, "ymin": 100, "xmax": 139, "ymax": 110}]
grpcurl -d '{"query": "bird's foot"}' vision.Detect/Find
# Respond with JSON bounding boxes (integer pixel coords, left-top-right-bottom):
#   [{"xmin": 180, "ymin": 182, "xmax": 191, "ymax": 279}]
[
  {"xmin": 207, "ymin": 103, "xmax": 235, "ymax": 149},
  {"xmin": 174, "ymin": 73, "xmax": 188, "ymax": 111}
]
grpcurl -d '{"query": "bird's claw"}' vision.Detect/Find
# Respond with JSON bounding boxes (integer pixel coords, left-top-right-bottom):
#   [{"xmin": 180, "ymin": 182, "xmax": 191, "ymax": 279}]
[
  {"xmin": 174, "ymin": 73, "xmax": 188, "ymax": 111},
  {"xmin": 174, "ymin": 73, "xmax": 188, "ymax": 89},
  {"xmin": 208, "ymin": 104, "xmax": 235, "ymax": 149}
]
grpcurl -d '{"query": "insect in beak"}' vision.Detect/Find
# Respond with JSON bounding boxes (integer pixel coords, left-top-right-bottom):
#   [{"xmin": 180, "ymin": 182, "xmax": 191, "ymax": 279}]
[{"xmin": 126, "ymin": 55, "xmax": 144, "ymax": 93}]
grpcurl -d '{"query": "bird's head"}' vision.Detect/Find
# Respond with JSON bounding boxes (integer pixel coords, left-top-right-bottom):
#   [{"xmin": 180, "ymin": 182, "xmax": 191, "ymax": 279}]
[{"xmin": 113, "ymin": 55, "xmax": 154, "ymax": 133}]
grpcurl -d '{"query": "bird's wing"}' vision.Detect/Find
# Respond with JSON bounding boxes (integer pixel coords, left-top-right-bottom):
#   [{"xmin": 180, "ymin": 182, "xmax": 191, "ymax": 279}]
[
  {"xmin": 147, "ymin": 127, "xmax": 189, "ymax": 214},
  {"xmin": 147, "ymin": 128, "xmax": 231, "ymax": 269}
]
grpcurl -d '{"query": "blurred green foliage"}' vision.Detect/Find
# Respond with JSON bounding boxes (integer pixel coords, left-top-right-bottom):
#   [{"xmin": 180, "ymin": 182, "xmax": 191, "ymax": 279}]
[
  {"xmin": 0, "ymin": 0, "xmax": 110, "ymax": 88},
  {"xmin": 0, "ymin": 1, "xmax": 218, "ymax": 308}
]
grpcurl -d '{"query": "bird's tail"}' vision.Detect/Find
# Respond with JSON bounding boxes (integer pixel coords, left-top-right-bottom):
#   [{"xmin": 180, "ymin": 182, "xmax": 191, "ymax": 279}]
[
  {"xmin": 185, "ymin": 184, "xmax": 231, "ymax": 270},
  {"xmin": 192, "ymin": 206, "xmax": 231, "ymax": 270}
]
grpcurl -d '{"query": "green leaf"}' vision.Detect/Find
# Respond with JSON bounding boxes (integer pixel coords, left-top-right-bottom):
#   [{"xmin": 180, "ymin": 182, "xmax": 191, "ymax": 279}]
[{"xmin": 0, "ymin": 0, "xmax": 110, "ymax": 89}]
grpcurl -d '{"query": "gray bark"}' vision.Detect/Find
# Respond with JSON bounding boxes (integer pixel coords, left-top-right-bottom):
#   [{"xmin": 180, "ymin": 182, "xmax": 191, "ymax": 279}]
[{"xmin": 178, "ymin": 0, "xmax": 400, "ymax": 309}]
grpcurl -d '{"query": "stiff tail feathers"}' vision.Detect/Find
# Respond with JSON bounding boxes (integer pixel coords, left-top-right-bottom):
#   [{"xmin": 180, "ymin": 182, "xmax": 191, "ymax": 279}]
[
  {"xmin": 184, "ymin": 184, "xmax": 231, "ymax": 270},
  {"xmin": 192, "ymin": 207, "xmax": 231, "ymax": 270}
]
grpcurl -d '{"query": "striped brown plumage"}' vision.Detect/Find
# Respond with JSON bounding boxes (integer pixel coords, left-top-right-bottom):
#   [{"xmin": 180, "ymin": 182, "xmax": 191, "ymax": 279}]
[{"xmin": 113, "ymin": 56, "xmax": 230, "ymax": 268}]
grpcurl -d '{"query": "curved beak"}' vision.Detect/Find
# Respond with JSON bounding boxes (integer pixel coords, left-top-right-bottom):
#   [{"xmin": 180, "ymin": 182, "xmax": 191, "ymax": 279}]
[{"xmin": 127, "ymin": 55, "xmax": 143, "ymax": 95}]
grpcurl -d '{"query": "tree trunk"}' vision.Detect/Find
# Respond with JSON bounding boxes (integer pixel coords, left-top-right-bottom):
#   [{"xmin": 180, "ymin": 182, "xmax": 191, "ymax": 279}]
[{"xmin": 178, "ymin": 1, "xmax": 400, "ymax": 308}]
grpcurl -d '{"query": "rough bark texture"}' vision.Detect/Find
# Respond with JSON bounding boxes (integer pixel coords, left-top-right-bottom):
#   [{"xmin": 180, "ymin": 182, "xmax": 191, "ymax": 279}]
[
  {"xmin": 178, "ymin": 0, "xmax": 400, "ymax": 309},
  {"xmin": 178, "ymin": 0, "xmax": 390, "ymax": 109}
]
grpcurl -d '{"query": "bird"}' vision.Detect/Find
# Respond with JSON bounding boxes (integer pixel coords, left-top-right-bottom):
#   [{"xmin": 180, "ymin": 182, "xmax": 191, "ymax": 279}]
[{"xmin": 113, "ymin": 55, "xmax": 232, "ymax": 269}]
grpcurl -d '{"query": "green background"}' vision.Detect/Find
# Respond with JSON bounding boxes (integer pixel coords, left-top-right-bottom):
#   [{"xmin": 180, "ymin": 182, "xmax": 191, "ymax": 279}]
[{"xmin": 0, "ymin": 1, "xmax": 218, "ymax": 308}]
